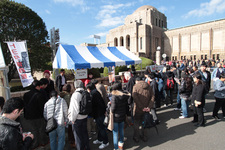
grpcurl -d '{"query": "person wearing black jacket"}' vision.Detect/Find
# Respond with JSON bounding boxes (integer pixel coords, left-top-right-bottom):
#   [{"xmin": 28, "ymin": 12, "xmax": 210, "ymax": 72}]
[
  {"xmin": 163, "ymin": 66, "xmax": 175, "ymax": 106},
  {"xmin": 56, "ymin": 69, "xmax": 67, "ymax": 92},
  {"xmin": 178, "ymin": 75, "xmax": 193, "ymax": 118},
  {"xmin": 192, "ymin": 73, "xmax": 206, "ymax": 127},
  {"xmin": 86, "ymin": 83, "xmax": 109, "ymax": 149},
  {"xmin": 126, "ymin": 71, "xmax": 136, "ymax": 121},
  {"xmin": 0, "ymin": 97, "xmax": 33, "ymax": 150},
  {"xmin": 111, "ymin": 81, "xmax": 130, "ymax": 150},
  {"xmin": 148, "ymin": 73, "xmax": 160, "ymax": 124},
  {"xmin": 43, "ymin": 70, "xmax": 55, "ymax": 98},
  {"xmin": 23, "ymin": 80, "xmax": 48, "ymax": 149},
  {"xmin": 198, "ymin": 63, "xmax": 211, "ymax": 93}
]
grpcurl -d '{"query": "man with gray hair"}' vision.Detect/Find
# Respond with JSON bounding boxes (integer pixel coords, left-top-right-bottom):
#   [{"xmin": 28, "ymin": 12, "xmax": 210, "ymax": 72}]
[{"xmin": 68, "ymin": 80, "xmax": 90, "ymax": 150}]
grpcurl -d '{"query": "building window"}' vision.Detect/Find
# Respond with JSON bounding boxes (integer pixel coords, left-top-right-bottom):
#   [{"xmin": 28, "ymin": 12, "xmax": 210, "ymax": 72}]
[
  {"xmin": 205, "ymin": 55, "xmax": 207, "ymax": 60},
  {"xmin": 156, "ymin": 18, "xmax": 157, "ymax": 26},
  {"xmin": 201, "ymin": 55, "xmax": 203, "ymax": 60},
  {"xmin": 126, "ymin": 35, "xmax": 130, "ymax": 50},
  {"xmin": 130, "ymin": 20, "xmax": 132, "ymax": 24},
  {"xmin": 159, "ymin": 19, "xmax": 160, "ymax": 27},
  {"xmin": 114, "ymin": 38, "xmax": 118, "ymax": 46},
  {"xmin": 139, "ymin": 19, "xmax": 142, "ymax": 24},
  {"xmin": 217, "ymin": 54, "xmax": 220, "ymax": 60},
  {"xmin": 140, "ymin": 37, "xmax": 142, "ymax": 50},
  {"xmin": 213, "ymin": 54, "xmax": 215, "ymax": 60},
  {"xmin": 162, "ymin": 21, "xmax": 164, "ymax": 28},
  {"xmin": 120, "ymin": 36, "xmax": 124, "ymax": 46}
]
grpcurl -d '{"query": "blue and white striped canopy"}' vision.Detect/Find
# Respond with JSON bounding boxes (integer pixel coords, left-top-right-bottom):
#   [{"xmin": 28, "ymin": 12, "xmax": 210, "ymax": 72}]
[{"xmin": 53, "ymin": 44, "xmax": 142, "ymax": 70}]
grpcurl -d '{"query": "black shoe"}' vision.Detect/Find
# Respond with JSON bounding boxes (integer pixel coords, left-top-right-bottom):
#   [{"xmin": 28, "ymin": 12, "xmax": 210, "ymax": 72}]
[
  {"xmin": 194, "ymin": 123, "xmax": 205, "ymax": 127},
  {"xmin": 133, "ymin": 137, "xmax": 139, "ymax": 143},
  {"xmin": 212, "ymin": 116, "xmax": 221, "ymax": 120},
  {"xmin": 154, "ymin": 120, "xmax": 160, "ymax": 125},
  {"xmin": 141, "ymin": 137, "xmax": 148, "ymax": 142},
  {"xmin": 192, "ymin": 120, "xmax": 198, "ymax": 123}
]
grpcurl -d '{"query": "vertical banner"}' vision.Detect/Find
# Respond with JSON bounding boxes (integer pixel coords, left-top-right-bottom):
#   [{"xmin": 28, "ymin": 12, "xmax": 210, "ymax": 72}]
[
  {"xmin": 7, "ymin": 41, "xmax": 34, "ymax": 87},
  {"xmin": 108, "ymin": 66, "xmax": 115, "ymax": 83},
  {"xmin": 0, "ymin": 44, "xmax": 6, "ymax": 68}
]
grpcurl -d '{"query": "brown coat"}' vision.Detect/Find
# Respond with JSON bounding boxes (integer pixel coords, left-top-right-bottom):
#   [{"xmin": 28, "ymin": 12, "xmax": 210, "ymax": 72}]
[{"xmin": 132, "ymin": 81, "xmax": 154, "ymax": 115}]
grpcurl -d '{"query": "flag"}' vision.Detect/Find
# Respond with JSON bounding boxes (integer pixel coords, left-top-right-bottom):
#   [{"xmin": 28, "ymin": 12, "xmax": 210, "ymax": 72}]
[{"xmin": 7, "ymin": 41, "xmax": 34, "ymax": 87}]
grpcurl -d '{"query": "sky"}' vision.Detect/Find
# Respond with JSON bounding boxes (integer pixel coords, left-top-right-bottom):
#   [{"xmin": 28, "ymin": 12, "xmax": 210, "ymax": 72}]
[{"xmin": 14, "ymin": 0, "xmax": 225, "ymax": 45}]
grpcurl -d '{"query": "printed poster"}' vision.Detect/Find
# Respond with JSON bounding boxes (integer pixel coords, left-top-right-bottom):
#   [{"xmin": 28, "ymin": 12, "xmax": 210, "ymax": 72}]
[{"xmin": 7, "ymin": 41, "xmax": 34, "ymax": 87}]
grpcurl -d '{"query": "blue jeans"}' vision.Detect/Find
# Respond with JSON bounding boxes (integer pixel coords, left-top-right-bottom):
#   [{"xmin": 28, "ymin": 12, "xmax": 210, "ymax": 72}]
[
  {"xmin": 113, "ymin": 122, "xmax": 124, "ymax": 149},
  {"xmin": 177, "ymin": 90, "xmax": 181, "ymax": 108},
  {"xmin": 95, "ymin": 115, "xmax": 108, "ymax": 144},
  {"xmin": 72, "ymin": 118, "xmax": 90, "ymax": 150},
  {"xmin": 181, "ymin": 98, "xmax": 189, "ymax": 117},
  {"xmin": 49, "ymin": 125, "xmax": 65, "ymax": 150}
]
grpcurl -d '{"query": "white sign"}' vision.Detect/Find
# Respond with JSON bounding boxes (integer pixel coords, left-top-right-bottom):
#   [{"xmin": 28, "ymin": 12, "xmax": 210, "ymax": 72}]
[
  {"xmin": 75, "ymin": 69, "xmax": 87, "ymax": 79},
  {"xmin": 7, "ymin": 41, "xmax": 34, "ymax": 87},
  {"xmin": 0, "ymin": 44, "xmax": 6, "ymax": 68},
  {"xmin": 162, "ymin": 53, "xmax": 167, "ymax": 58},
  {"xmin": 147, "ymin": 65, "xmax": 164, "ymax": 72}
]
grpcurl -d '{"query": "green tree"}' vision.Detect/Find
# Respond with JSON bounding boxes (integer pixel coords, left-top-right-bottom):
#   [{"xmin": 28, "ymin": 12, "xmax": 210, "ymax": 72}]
[
  {"xmin": 0, "ymin": 0, "xmax": 52, "ymax": 81},
  {"xmin": 135, "ymin": 57, "xmax": 154, "ymax": 70}
]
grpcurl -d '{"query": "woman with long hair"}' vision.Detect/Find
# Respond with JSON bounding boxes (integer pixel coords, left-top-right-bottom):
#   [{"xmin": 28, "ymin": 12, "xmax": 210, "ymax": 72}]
[{"xmin": 192, "ymin": 73, "xmax": 206, "ymax": 127}]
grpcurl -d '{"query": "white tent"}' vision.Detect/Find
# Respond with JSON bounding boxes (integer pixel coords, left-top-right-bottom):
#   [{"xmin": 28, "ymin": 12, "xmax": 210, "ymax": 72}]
[{"xmin": 53, "ymin": 44, "xmax": 142, "ymax": 70}]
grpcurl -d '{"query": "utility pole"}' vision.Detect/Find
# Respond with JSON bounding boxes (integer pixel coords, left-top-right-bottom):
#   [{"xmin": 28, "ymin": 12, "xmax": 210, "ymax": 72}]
[
  {"xmin": 50, "ymin": 27, "xmax": 60, "ymax": 61},
  {"xmin": 50, "ymin": 27, "xmax": 60, "ymax": 80}
]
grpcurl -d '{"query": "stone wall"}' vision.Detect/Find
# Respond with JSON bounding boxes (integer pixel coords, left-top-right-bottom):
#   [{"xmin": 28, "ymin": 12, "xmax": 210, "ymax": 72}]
[{"xmin": 165, "ymin": 19, "xmax": 225, "ymax": 60}]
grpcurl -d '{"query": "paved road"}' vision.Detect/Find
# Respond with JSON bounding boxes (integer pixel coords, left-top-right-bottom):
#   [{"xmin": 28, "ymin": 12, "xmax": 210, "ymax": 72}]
[{"xmin": 34, "ymin": 91, "xmax": 225, "ymax": 150}]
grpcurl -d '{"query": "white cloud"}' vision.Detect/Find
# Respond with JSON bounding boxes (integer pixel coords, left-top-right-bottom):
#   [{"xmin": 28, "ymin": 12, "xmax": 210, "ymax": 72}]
[
  {"xmin": 45, "ymin": 10, "xmax": 51, "ymax": 14},
  {"xmin": 53, "ymin": 0, "xmax": 89, "ymax": 12},
  {"xmin": 183, "ymin": 0, "xmax": 225, "ymax": 19},
  {"xmin": 158, "ymin": 6, "xmax": 168, "ymax": 13},
  {"xmin": 96, "ymin": 3, "xmax": 134, "ymax": 28},
  {"xmin": 87, "ymin": 31, "xmax": 109, "ymax": 39}
]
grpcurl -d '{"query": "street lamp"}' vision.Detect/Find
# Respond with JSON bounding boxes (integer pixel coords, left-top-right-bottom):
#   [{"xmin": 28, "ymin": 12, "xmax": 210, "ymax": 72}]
[
  {"xmin": 157, "ymin": 46, "xmax": 161, "ymax": 51},
  {"xmin": 156, "ymin": 46, "xmax": 161, "ymax": 65}
]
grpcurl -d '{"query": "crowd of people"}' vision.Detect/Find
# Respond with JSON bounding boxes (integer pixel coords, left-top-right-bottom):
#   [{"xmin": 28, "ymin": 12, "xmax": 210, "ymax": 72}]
[{"xmin": 0, "ymin": 59, "xmax": 225, "ymax": 150}]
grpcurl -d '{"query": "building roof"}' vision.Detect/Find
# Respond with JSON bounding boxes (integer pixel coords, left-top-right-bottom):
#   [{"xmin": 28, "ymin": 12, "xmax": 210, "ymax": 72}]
[{"xmin": 134, "ymin": 5, "xmax": 157, "ymax": 13}]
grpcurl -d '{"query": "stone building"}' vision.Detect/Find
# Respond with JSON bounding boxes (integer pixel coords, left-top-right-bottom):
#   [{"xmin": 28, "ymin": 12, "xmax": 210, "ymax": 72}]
[
  {"xmin": 164, "ymin": 19, "xmax": 225, "ymax": 61},
  {"xmin": 106, "ymin": 5, "xmax": 167, "ymax": 60},
  {"xmin": 105, "ymin": 5, "xmax": 225, "ymax": 61}
]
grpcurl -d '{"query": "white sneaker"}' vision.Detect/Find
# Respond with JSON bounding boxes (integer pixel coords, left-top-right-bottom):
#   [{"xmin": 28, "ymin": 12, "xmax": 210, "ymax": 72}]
[
  {"xmin": 179, "ymin": 116, "xmax": 186, "ymax": 119},
  {"xmin": 99, "ymin": 142, "xmax": 109, "ymax": 149},
  {"xmin": 93, "ymin": 140, "xmax": 103, "ymax": 145}
]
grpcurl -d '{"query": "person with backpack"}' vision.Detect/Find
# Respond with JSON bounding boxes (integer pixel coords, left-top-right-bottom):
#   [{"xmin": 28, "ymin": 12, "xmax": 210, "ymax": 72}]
[
  {"xmin": 164, "ymin": 67, "xmax": 175, "ymax": 106},
  {"xmin": 68, "ymin": 80, "xmax": 90, "ymax": 150},
  {"xmin": 86, "ymin": 82, "xmax": 109, "ymax": 149}
]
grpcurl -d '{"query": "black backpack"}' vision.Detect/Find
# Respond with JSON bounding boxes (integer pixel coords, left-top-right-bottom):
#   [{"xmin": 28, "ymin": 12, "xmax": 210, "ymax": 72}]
[
  {"xmin": 142, "ymin": 112, "xmax": 158, "ymax": 134},
  {"xmin": 77, "ymin": 90, "xmax": 92, "ymax": 115}
]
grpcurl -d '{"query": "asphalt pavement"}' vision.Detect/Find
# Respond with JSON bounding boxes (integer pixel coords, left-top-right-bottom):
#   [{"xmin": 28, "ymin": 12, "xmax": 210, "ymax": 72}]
[{"xmin": 34, "ymin": 91, "xmax": 225, "ymax": 150}]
